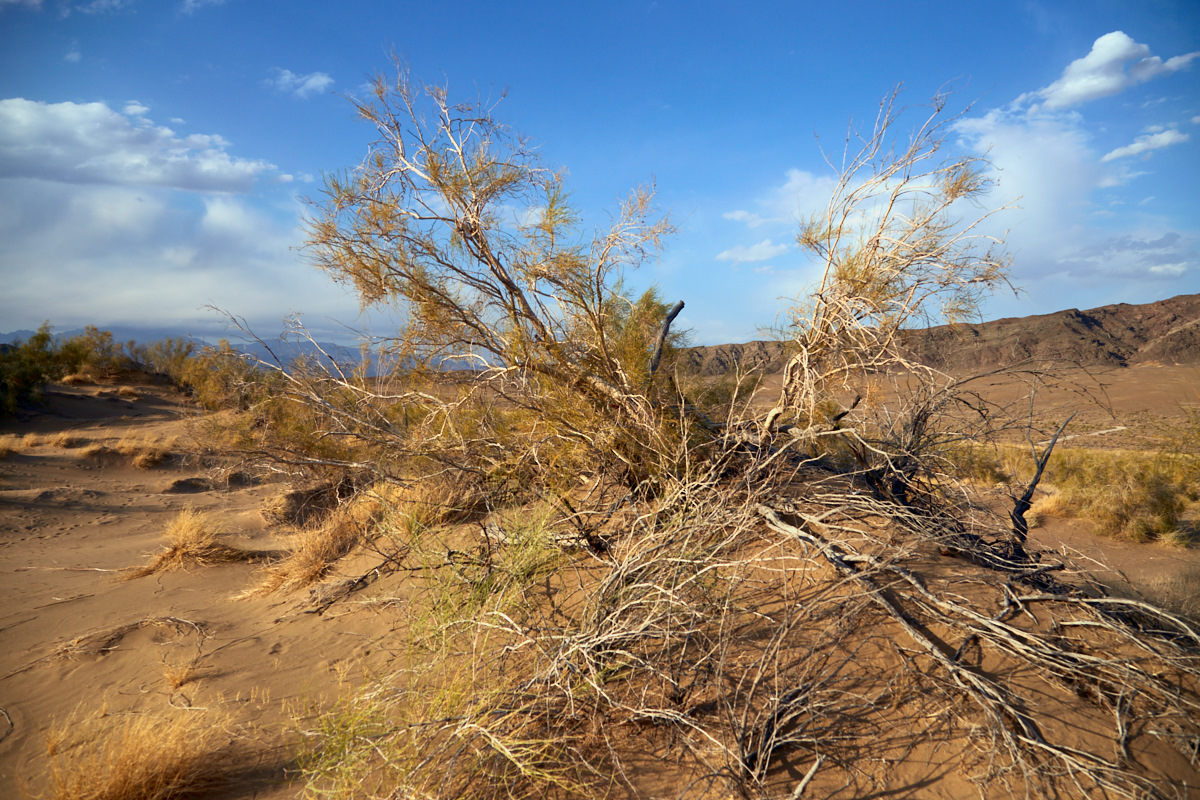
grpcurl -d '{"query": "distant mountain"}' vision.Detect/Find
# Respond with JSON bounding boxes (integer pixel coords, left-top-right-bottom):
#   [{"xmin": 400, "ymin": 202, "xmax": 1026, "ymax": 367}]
[
  {"xmin": 0, "ymin": 325, "xmax": 367, "ymax": 370},
  {"xmin": 681, "ymin": 294, "xmax": 1200, "ymax": 376}
]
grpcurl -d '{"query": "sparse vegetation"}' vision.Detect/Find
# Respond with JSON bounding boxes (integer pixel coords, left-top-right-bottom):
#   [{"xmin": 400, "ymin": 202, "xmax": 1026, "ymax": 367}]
[
  {"xmin": 7, "ymin": 79, "xmax": 1200, "ymax": 800},
  {"xmin": 956, "ymin": 440, "xmax": 1199, "ymax": 543},
  {"xmin": 127, "ymin": 508, "xmax": 256, "ymax": 578},
  {"xmin": 32, "ymin": 708, "xmax": 234, "ymax": 800}
]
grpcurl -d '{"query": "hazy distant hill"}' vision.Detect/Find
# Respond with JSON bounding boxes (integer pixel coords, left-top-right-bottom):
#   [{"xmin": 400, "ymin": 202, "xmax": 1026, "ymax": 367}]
[{"xmin": 681, "ymin": 293, "xmax": 1200, "ymax": 376}]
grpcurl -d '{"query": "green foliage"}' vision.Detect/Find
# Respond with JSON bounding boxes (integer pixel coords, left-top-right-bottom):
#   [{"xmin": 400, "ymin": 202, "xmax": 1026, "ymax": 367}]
[{"xmin": 0, "ymin": 323, "xmax": 87, "ymax": 413}]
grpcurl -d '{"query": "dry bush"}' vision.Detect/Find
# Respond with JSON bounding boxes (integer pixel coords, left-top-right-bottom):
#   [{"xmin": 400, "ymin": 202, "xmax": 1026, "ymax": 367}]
[
  {"xmin": 31, "ymin": 708, "xmax": 234, "ymax": 800},
  {"xmin": 127, "ymin": 508, "xmax": 254, "ymax": 578},
  {"xmin": 116, "ymin": 385, "xmax": 140, "ymax": 399}
]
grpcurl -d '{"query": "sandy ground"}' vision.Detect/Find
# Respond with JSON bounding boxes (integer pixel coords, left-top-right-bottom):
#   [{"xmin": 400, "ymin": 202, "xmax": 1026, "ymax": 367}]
[
  {"xmin": 0, "ymin": 381, "xmax": 405, "ymax": 797},
  {"xmin": 1, "ymin": 366, "xmax": 1198, "ymax": 797}
]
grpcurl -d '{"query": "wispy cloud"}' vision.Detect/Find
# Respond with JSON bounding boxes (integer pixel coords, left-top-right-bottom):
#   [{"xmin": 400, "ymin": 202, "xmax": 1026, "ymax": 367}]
[
  {"xmin": 266, "ymin": 68, "xmax": 334, "ymax": 99},
  {"xmin": 0, "ymin": 0, "xmax": 43, "ymax": 8},
  {"xmin": 715, "ymin": 239, "xmax": 789, "ymax": 264},
  {"xmin": 75, "ymin": 0, "xmax": 132, "ymax": 14},
  {"xmin": 0, "ymin": 98, "xmax": 273, "ymax": 192},
  {"xmin": 1101, "ymin": 129, "xmax": 1188, "ymax": 162},
  {"xmin": 1025, "ymin": 31, "xmax": 1200, "ymax": 110},
  {"xmin": 180, "ymin": 0, "xmax": 225, "ymax": 12}
]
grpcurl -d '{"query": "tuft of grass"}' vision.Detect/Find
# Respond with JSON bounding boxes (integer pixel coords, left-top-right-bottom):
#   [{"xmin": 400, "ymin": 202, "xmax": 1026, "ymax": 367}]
[
  {"xmin": 116, "ymin": 385, "xmax": 140, "ymax": 399},
  {"xmin": 47, "ymin": 431, "xmax": 88, "ymax": 449},
  {"xmin": 162, "ymin": 657, "xmax": 204, "ymax": 690},
  {"xmin": 0, "ymin": 434, "xmax": 22, "ymax": 458},
  {"xmin": 115, "ymin": 434, "xmax": 175, "ymax": 469},
  {"xmin": 244, "ymin": 508, "xmax": 368, "ymax": 595},
  {"xmin": 32, "ymin": 708, "xmax": 234, "ymax": 800},
  {"xmin": 79, "ymin": 443, "xmax": 119, "ymax": 461},
  {"xmin": 127, "ymin": 508, "xmax": 254, "ymax": 578}
]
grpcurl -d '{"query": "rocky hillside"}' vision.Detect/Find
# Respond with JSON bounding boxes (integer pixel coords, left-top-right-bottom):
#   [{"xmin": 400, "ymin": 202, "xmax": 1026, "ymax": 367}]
[{"xmin": 681, "ymin": 293, "xmax": 1200, "ymax": 376}]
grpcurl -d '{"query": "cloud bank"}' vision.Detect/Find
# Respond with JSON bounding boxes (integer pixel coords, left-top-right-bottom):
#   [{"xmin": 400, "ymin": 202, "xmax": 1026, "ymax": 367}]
[{"xmin": 0, "ymin": 98, "xmax": 273, "ymax": 192}]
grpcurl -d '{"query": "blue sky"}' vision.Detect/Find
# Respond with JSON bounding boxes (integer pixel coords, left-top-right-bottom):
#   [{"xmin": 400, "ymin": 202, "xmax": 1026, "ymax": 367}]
[{"xmin": 1, "ymin": 0, "xmax": 1197, "ymax": 345}]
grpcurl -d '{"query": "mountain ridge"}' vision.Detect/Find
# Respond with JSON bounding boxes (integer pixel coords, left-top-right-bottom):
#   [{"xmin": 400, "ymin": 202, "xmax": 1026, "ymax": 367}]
[{"xmin": 681, "ymin": 293, "xmax": 1200, "ymax": 376}]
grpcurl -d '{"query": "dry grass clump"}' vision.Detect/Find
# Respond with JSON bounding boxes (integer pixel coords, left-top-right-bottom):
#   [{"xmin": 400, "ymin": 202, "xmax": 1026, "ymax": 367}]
[
  {"xmin": 248, "ymin": 476, "xmax": 479, "ymax": 597},
  {"xmin": 244, "ymin": 507, "xmax": 369, "ymax": 596},
  {"xmin": 127, "ymin": 508, "xmax": 254, "ymax": 578},
  {"xmin": 116, "ymin": 385, "xmax": 140, "ymax": 399},
  {"xmin": 161, "ymin": 657, "xmax": 206, "ymax": 690},
  {"xmin": 47, "ymin": 431, "xmax": 88, "ymax": 448},
  {"xmin": 59, "ymin": 372, "xmax": 93, "ymax": 386},
  {"xmin": 114, "ymin": 433, "xmax": 175, "ymax": 469},
  {"xmin": 32, "ymin": 708, "xmax": 233, "ymax": 800},
  {"xmin": 79, "ymin": 442, "xmax": 120, "ymax": 461},
  {"xmin": 0, "ymin": 434, "xmax": 22, "ymax": 457}
]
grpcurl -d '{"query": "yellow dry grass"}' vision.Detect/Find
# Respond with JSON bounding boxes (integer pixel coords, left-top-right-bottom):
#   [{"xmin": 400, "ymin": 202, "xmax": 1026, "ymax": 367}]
[
  {"xmin": 32, "ymin": 708, "xmax": 233, "ymax": 800},
  {"xmin": 243, "ymin": 508, "xmax": 368, "ymax": 596},
  {"xmin": 0, "ymin": 434, "xmax": 21, "ymax": 458},
  {"xmin": 127, "ymin": 508, "xmax": 253, "ymax": 578},
  {"xmin": 47, "ymin": 431, "xmax": 88, "ymax": 449},
  {"xmin": 114, "ymin": 433, "xmax": 175, "ymax": 469},
  {"xmin": 246, "ymin": 477, "xmax": 474, "ymax": 596}
]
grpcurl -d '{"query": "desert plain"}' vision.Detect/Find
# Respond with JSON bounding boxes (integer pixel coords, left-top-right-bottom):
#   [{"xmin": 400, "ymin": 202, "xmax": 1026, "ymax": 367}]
[{"xmin": 2, "ymin": 313, "xmax": 1200, "ymax": 798}]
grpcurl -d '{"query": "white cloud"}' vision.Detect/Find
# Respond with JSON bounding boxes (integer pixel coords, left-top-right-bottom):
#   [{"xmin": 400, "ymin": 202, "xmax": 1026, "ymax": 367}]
[
  {"xmin": 267, "ymin": 68, "xmax": 334, "ymax": 99},
  {"xmin": 0, "ymin": 178, "xmax": 360, "ymax": 339},
  {"xmin": 181, "ymin": 0, "xmax": 225, "ymax": 12},
  {"xmin": 0, "ymin": 0, "xmax": 43, "ymax": 6},
  {"xmin": 1029, "ymin": 31, "xmax": 1200, "ymax": 110},
  {"xmin": 64, "ymin": 45, "xmax": 80, "ymax": 62},
  {"xmin": 1100, "ymin": 129, "xmax": 1188, "ymax": 162},
  {"xmin": 724, "ymin": 169, "xmax": 838, "ymax": 234},
  {"xmin": 76, "ymin": 0, "xmax": 132, "ymax": 13},
  {"xmin": 0, "ymin": 98, "xmax": 273, "ymax": 192},
  {"xmin": 715, "ymin": 239, "xmax": 789, "ymax": 264},
  {"xmin": 122, "ymin": 100, "xmax": 149, "ymax": 116},
  {"xmin": 1192, "ymin": 116, "xmax": 1200, "ymax": 125},
  {"xmin": 723, "ymin": 209, "xmax": 768, "ymax": 228}
]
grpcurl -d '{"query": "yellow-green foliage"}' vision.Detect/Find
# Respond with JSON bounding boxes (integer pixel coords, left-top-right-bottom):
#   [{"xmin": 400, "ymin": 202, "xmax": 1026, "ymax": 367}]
[{"xmin": 954, "ymin": 442, "xmax": 1197, "ymax": 543}]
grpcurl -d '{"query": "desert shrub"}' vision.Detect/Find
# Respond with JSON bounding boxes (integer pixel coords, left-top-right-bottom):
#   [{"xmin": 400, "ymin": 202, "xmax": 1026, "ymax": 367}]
[
  {"xmin": 0, "ymin": 323, "xmax": 81, "ymax": 413},
  {"xmin": 248, "ymin": 63, "xmax": 697, "ymax": 506}
]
